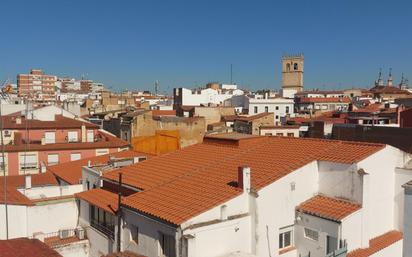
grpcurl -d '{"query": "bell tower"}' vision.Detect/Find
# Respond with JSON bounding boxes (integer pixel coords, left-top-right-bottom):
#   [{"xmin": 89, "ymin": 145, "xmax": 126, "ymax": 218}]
[{"xmin": 281, "ymin": 54, "xmax": 304, "ymax": 98}]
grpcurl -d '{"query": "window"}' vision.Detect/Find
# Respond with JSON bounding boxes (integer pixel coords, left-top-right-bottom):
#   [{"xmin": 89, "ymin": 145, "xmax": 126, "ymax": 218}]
[
  {"xmin": 47, "ymin": 154, "xmax": 59, "ymax": 166},
  {"xmin": 0, "ymin": 156, "xmax": 5, "ymax": 172},
  {"xmin": 286, "ymin": 106, "xmax": 289, "ymax": 114},
  {"xmin": 304, "ymin": 227, "xmax": 319, "ymax": 241},
  {"xmin": 265, "ymin": 133, "xmax": 273, "ymax": 136},
  {"xmin": 279, "ymin": 227, "xmax": 293, "ymax": 249},
  {"xmin": 276, "ymin": 115, "xmax": 279, "ymax": 120},
  {"xmin": 68, "ymin": 131, "xmax": 78, "ymax": 142},
  {"xmin": 275, "ymin": 106, "xmax": 279, "ymax": 110},
  {"xmin": 159, "ymin": 232, "xmax": 176, "ymax": 257},
  {"xmin": 44, "ymin": 132, "xmax": 55, "ymax": 144},
  {"xmin": 287, "ymin": 133, "xmax": 294, "ymax": 137},
  {"xmin": 294, "ymin": 63, "xmax": 298, "ymax": 70},
  {"xmin": 90, "ymin": 205, "xmax": 115, "ymax": 239},
  {"xmin": 70, "ymin": 153, "xmax": 81, "ymax": 161},
  {"xmin": 131, "ymin": 225, "xmax": 139, "ymax": 244},
  {"xmin": 86, "ymin": 181, "xmax": 90, "ymax": 190},
  {"xmin": 265, "ymin": 106, "xmax": 269, "ymax": 112},
  {"xmin": 254, "ymin": 106, "xmax": 258, "ymax": 114},
  {"xmin": 87, "ymin": 130, "xmax": 94, "ymax": 143},
  {"xmin": 96, "ymin": 149, "xmax": 109, "ymax": 156},
  {"xmin": 19, "ymin": 153, "xmax": 37, "ymax": 171},
  {"xmin": 327, "ymin": 236, "xmax": 338, "ymax": 254},
  {"xmin": 276, "ymin": 133, "xmax": 283, "ymax": 136},
  {"xmin": 286, "ymin": 63, "xmax": 291, "ymax": 72}
]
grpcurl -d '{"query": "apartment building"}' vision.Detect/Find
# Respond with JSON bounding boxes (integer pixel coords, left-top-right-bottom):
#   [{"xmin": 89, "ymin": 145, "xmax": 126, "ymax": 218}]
[
  {"xmin": 247, "ymin": 97, "xmax": 294, "ymax": 124},
  {"xmin": 0, "ymin": 107, "xmax": 129, "ymax": 176},
  {"xmin": 17, "ymin": 69, "xmax": 57, "ymax": 97},
  {"xmin": 295, "ymin": 97, "xmax": 351, "ymax": 114},
  {"xmin": 75, "ymin": 134, "xmax": 410, "ymax": 257}
]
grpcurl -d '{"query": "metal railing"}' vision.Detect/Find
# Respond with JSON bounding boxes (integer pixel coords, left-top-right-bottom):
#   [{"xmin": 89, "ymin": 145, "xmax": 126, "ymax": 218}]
[{"xmin": 90, "ymin": 219, "xmax": 115, "ymax": 239}]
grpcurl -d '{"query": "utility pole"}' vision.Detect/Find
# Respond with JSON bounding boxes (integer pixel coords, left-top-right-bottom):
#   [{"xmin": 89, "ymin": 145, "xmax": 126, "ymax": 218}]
[
  {"xmin": 116, "ymin": 172, "xmax": 123, "ymax": 252},
  {"xmin": 0, "ymin": 102, "xmax": 9, "ymax": 239}
]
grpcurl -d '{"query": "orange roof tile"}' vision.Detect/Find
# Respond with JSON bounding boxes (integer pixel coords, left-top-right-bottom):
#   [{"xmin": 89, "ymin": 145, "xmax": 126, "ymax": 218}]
[
  {"xmin": 0, "ymin": 238, "xmax": 63, "ymax": 257},
  {"xmin": 234, "ymin": 112, "xmax": 273, "ymax": 122},
  {"xmin": 347, "ymin": 230, "xmax": 403, "ymax": 257},
  {"xmin": 297, "ymin": 195, "xmax": 361, "ymax": 221},
  {"xmin": 100, "ymin": 136, "xmax": 384, "ymax": 225},
  {"xmin": 48, "ymin": 150, "xmax": 152, "ymax": 185},
  {"xmin": 2, "ymin": 115, "xmax": 98, "ymax": 130},
  {"xmin": 298, "ymin": 97, "xmax": 351, "ymax": 103},
  {"xmin": 4, "ymin": 131, "xmax": 129, "ymax": 153},
  {"xmin": 151, "ymin": 110, "xmax": 176, "ymax": 116},
  {"xmin": 76, "ymin": 188, "xmax": 118, "ymax": 214}
]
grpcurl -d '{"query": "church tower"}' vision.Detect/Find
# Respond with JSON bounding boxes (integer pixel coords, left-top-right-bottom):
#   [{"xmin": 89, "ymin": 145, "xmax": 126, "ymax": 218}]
[{"xmin": 281, "ymin": 54, "xmax": 304, "ymax": 98}]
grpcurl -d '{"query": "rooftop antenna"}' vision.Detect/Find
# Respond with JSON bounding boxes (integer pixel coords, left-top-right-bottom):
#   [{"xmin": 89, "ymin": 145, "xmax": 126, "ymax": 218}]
[{"xmin": 154, "ymin": 80, "xmax": 159, "ymax": 96}]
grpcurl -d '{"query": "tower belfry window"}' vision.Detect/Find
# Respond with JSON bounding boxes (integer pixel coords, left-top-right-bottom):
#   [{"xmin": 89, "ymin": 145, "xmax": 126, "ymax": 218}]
[
  {"xmin": 286, "ymin": 63, "xmax": 291, "ymax": 72},
  {"xmin": 294, "ymin": 63, "xmax": 298, "ymax": 70}
]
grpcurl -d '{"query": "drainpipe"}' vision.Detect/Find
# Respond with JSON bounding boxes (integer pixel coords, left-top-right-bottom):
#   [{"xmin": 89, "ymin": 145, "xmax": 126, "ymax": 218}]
[{"xmin": 116, "ymin": 173, "xmax": 123, "ymax": 252}]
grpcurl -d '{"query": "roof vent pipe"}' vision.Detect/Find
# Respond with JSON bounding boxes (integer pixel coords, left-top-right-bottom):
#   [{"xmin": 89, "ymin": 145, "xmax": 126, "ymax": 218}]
[{"xmin": 238, "ymin": 166, "xmax": 251, "ymax": 193}]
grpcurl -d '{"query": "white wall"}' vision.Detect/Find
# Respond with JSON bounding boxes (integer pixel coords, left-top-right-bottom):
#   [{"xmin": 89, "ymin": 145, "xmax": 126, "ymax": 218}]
[
  {"xmin": 318, "ymin": 161, "xmax": 362, "ymax": 203},
  {"xmin": 255, "ymin": 161, "xmax": 319, "ymax": 256},
  {"xmin": 27, "ymin": 200, "xmax": 79, "ymax": 236},
  {"xmin": 248, "ymin": 98, "xmax": 294, "ymax": 123},
  {"xmin": 0, "ymin": 204, "xmax": 27, "ymax": 239},
  {"xmin": 53, "ymin": 239, "xmax": 90, "ymax": 257},
  {"xmin": 341, "ymin": 210, "xmax": 363, "ymax": 251}
]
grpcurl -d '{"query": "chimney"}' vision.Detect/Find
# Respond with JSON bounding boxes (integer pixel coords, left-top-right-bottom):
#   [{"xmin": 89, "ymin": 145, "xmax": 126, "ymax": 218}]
[
  {"xmin": 40, "ymin": 162, "xmax": 46, "ymax": 173},
  {"xmin": 16, "ymin": 117, "xmax": 22, "ymax": 125},
  {"xmin": 87, "ymin": 160, "xmax": 92, "ymax": 167},
  {"xmin": 81, "ymin": 125, "xmax": 86, "ymax": 143},
  {"xmin": 25, "ymin": 174, "xmax": 32, "ymax": 189},
  {"xmin": 238, "ymin": 166, "xmax": 251, "ymax": 193}
]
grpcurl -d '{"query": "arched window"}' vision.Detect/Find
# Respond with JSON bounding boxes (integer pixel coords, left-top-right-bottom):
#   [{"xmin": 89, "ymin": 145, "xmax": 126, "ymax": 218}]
[
  {"xmin": 286, "ymin": 63, "xmax": 291, "ymax": 72},
  {"xmin": 294, "ymin": 63, "xmax": 298, "ymax": 70}
]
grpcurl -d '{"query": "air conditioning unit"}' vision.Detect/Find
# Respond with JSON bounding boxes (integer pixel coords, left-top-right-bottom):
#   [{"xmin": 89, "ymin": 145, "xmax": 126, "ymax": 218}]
[
  {"xmin": 59, "ymin": 229, "xmax": 70, "ymax": 239},
  {"xmin": 75, "ymin": 227, "xmax": 85, "ymax": 240}
]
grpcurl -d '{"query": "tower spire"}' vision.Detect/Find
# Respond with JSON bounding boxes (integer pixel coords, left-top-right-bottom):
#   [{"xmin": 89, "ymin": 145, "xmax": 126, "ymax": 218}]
[{"xmin": 387, "ymin": 68, "xmax": 393, "ymax": 87}]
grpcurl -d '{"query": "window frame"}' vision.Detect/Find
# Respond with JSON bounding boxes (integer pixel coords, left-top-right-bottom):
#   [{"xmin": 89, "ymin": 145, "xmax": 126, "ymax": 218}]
[
  {"xmin": 304, "ymin": 227, "xmax": 319, "ymax": 241},
  {"xmin": 279, "ymin": 226, "xmax": 293, "ymax": 250}
]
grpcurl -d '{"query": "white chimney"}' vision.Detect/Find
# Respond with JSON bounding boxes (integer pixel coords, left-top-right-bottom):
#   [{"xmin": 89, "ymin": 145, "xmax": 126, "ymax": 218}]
[
  {"xmin": 87, "ymin": 160, "xmax": 92, "ymax": 167},
  {"xmin": 40, "ymin": 162, "xmax": 46, "ymax": 173},
  {"xmin": 16, "ymin": 117, "xmax": 22, "ymax": 124},
  {"xmin": 238, "ymin": 166, "xmax": 251, "ymax": 193},
  {"xmin": 25, "ymin": 174, "xmax": 32, "ymax": 189}
]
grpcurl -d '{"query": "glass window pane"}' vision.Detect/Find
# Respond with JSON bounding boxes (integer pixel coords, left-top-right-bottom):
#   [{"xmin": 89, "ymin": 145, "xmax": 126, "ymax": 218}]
[
  {"xmin": 279, "ymin": 233, "xmax": 283, "ymax": 248},
  {"xmin": 284, "ymin": 231, "xmax": 291, "ymax": 247}
]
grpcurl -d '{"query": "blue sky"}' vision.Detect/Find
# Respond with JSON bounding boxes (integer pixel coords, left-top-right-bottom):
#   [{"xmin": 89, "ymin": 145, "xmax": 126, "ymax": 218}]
[{"xmin": 0, "ymin": 0, "xmax": 411, "ymax": 93}]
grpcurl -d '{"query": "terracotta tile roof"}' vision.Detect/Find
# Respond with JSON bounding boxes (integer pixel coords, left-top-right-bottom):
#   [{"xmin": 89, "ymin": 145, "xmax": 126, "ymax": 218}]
[
  {"xmin": 298, "ymin": 97, "xmax": 351, "ymax": 103},
  {"xmin": 347, "ymin": 230, "xmax": 403, "ymax": 257},
  {"xmin": 4, "ymin": 131, "xmax": 129, "ymax": 153},
  {"xmin": 151, "ymin": 110, "xmax": 176, "ymax": 116},
  {"xmin": 260, "ymin": 125, "xmax": 300, "ymax": 129},
  {"xmin": 369, "ymin": 85, "xmax": 411, "ymax": 95},
  {"xmin": 351, "ymin": 103, "xmax": 383, "ymax": 113},
  {"xmin": 44, "ymin": 236, "xmax": 81, "ymax": 248},
  {"xmin": 234, "ymin": 112, "xmax": 273, "ymax": 122},
  {"xmin": 48, "ymin": 150, "xmax": 152, "ymax": 185},
  {"xmin": 0, "ymin": 172, "xmax": 58, "ymax": 205},
  {"xmin": 101, "ymin": 136, "xmax": 384, "ymax": 225},
  {"xmin": 297, "ymin": 195, "xmax": 361, "ymax": 221},
  {"xmin": 76, "ymin": 188, "xmax": 118, "ymax": 214},
  {"xmin": 0, "ymin": 238, "xmax": 63, "ymax": 257},
  {"xmin": 101, "ymin": 251, "xmax": 146, "ymax": 257},
  {"xmin": 2, "ymin": 115, "xmax": 98, "ymax": 130},
  {"xmin": 296, "ymin": 90, "xmax": 344, "ymax": 95}
]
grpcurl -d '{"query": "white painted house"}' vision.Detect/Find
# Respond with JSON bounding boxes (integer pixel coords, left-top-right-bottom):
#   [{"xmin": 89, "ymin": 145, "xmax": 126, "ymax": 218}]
[
  {"xmin": 75, "ymin": 134, "xmax": 410, "ymax": 257},
  {"xmin": 248, "ymin": 97, "xmax": 294, "ymax": 124},
  {"xmin": 173, "ymin": 85, "xmax": 244, "ymax": 108}
]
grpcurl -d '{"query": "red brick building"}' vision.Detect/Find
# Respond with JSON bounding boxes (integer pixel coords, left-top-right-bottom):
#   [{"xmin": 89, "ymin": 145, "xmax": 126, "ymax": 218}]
[{"xmin": 17, "ymin": 69, "xmax": 57, "ymax": 97}]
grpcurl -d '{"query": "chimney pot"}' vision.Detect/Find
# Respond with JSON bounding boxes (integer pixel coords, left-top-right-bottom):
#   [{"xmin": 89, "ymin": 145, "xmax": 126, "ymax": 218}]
[{"xmin": 25, "ymin": 174, "xmax": 32, "ymax": 189}]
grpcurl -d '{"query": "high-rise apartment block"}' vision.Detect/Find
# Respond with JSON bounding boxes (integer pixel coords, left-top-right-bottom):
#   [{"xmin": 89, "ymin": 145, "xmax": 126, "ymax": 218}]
[{"xmin": 17, "ymin": 69, "xmax": 57, "ymax": 96}]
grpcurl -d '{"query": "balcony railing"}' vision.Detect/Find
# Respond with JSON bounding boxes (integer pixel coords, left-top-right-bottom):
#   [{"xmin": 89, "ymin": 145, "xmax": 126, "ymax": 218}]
[{"xmin": 90, "ymin": 219, "xmax": 115, "ymax": 239}]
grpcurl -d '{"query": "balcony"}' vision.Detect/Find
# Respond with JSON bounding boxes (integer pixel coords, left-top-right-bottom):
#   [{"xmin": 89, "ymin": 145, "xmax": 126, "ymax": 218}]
[{"xmin": 90, "ymin": 219, "xmax": 115, "ymax": 239}]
